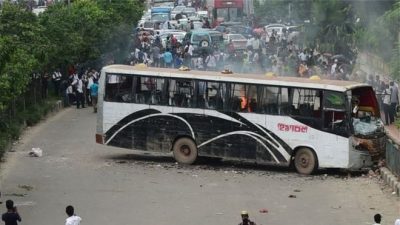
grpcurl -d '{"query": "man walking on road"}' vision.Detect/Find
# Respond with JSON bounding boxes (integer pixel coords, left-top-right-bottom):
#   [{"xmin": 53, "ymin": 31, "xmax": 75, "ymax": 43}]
[
  {"xmin": 65, "ymin": 205, "xmax": 81, "ymax": 225},
  {"xmin": 2, "ymin": 200, "xmax": 21, "ymax": 225}
]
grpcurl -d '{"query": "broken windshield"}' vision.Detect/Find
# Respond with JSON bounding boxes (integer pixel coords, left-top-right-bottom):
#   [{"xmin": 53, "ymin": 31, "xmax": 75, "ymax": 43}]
[{"xmin": 350, "ymin": 87, "xmax": 384, "ymax": 136}]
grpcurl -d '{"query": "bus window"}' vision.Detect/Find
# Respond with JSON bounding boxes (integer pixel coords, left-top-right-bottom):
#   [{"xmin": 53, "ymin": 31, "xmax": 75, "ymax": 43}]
[
  {"xmin": 229, "ymin": 83, "xmax": 247, "ymax": 112},
  {"xmin": 105, "ymin": 74, "xmax": 133, "ymax": 103},
  {"xmin": 141, "ymin": 77, "xmax": 165, "ymax": 105},
  {"xmin": 247, "ymin": 85, "xmax": 257, "ymax": 112},
  {"xmin": 205, "ymin": 82, "xmax": 226, "ymax": 110},
  {"xmin": 290, "ymin": 88, "xmax": 321, "ymax": 117},
  {"xmin": 229, "ymin": 84, "xmax": 257, "ymax": 112},
  {"xmin": 279, "ymin": 88, "xmax": 290, "ymax": 115},
  {"xmin": 259, "ymin": 86, "xmax": 279, "ymax": 114},
  {"xmin": 168, "ymin": 79, "xmax": 194, "ymax": 107},
  {"xmin": 323, "ymin": 91, "xmax": 347, "ymax": 134}
]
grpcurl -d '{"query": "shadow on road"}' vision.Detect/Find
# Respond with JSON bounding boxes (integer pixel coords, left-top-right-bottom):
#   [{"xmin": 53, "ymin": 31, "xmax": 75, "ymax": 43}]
[{"xmin": 101, "ymin": 152, "xmax": 367, "ymax": 177}]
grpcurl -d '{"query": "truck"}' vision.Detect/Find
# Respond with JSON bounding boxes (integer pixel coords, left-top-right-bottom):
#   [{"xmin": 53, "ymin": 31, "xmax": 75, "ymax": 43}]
[{"xmin": 151, "ymin": 7, "xmax": 172, "ymax": 23}]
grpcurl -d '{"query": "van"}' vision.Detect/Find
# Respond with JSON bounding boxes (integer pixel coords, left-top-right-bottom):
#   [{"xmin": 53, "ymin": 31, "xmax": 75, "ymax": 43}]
[
  {"xmin": 183, "ymin": 30, "xmax": 212, "ymax": 56},
  {"xmin": 183, "ymin": 30, "xmax": 224, "ymax": 55}
]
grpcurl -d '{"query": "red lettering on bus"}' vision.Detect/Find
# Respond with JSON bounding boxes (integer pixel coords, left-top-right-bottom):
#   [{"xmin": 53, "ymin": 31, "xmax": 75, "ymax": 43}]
[{"xmin": 277, "ymin": 123, "xmax": 308, "ymax": 133}]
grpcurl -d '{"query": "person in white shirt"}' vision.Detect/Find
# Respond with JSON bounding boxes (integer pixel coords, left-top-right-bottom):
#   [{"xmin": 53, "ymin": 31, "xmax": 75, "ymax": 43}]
[
  {"xmin": 395, "ymin": 218, "xmax": 400, "ymax": 225},
  {"xmin": 383, "ymin": 83, "xmax": 392, "ymax": 125},
  {"xmin": 331, "ymin": 59, "xmax": 338, "ymax": 77},
  {"xmin": 65, "ymin": 205, "xmax": 81, "ymax": 225},
  {"xmin": 52, "ymin": 69, "xmax": 62, "ymax": 95},
  {"xmin": 205, "ymin": 53, "xmax": 216, "ymax": 71},
  {"xmin": 71, "ymin": 76, "xmax": 84, "ymax": 109}
]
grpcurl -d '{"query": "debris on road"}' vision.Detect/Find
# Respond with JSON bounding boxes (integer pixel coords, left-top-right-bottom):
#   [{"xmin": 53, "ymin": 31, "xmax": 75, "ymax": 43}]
[
  {"xmin": 294, "ymin": 189, "xmax": 301, "ymax": 192},
  {"xmin": 331, "ymin": 206, "xmax": 341, "ymax": 209},
  {"xmin": 18, "ymin": 185, "xmax": 33, "ymax": 191},
  {"xmin": 288, "ymin": 194, "xmax": 297, "ymax": 198},
  {"xmin": 29, "ymin": 148, "xmax": 42, "ymax": 157},
  {"xmin": 5, "ymin": 193, "xmax": 26, "ymax": 197},
  {"xmin": 259, "ymin": 208, "xmax": 268, "ymax": 213}
]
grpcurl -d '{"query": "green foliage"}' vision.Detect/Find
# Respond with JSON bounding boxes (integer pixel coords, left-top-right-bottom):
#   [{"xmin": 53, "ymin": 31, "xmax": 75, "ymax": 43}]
[
  {"xmin": 39, "ymin": 0, "xmax": 144, "ymax": 70},
  {"xmin": 0, "ymin": 0, "xmax": 144, "ymax": 156},
  {"xmin": 0, "ymin": 3, "xmax": 42, "ymax": 110}
]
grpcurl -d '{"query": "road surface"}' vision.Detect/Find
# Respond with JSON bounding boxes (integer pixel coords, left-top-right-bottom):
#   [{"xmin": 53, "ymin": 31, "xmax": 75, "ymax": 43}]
[{"xmin": 0, "ymin": 108, "xmax": 399, "ymax": 225}]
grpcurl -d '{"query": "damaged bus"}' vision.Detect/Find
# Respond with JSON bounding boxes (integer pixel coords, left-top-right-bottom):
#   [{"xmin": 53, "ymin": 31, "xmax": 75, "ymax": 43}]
[{"xmin": 96, "ymin": 65, "xmax": 386, "ymax": 174}]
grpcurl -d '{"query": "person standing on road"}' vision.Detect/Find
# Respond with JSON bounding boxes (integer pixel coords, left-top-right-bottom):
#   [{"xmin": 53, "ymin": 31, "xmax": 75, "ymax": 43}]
[
  {"xmin": 2, "ymin": 200, "xmax": 21, "ymax": 225},
  {"xmin": 72, "ymin": 75, "xmax": 85, "ymax": 109},
  {"xmin": 65, "ymin": 205, "xmax": 82, "ymax": 225},
  {"xmin": 163, "ymin": 49, "xmax": 173, "ymax": 68},
  {"xmin": 383, "ymin": 83, "xmax": 392, "ymax": 125},
  {"xmin": 238, "ymin": 211, "xmax": 256, "ymax": 225},
  {"xmin": 390, "ymin": 81, "xmax": 399, "ymax": 124},
  {"xmin": 90, "ymin": 79, "xmax": 99, "ymax": 113},
  {"xmin": 373, "ymin": 213, "xmax": 382, "ymax": 225}
]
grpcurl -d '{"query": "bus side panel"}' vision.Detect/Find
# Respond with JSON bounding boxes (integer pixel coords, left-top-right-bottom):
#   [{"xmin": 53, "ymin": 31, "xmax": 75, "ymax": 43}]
[{"xmin": 263, "ymin": 115, "xmax": 350, "ymax": 169}]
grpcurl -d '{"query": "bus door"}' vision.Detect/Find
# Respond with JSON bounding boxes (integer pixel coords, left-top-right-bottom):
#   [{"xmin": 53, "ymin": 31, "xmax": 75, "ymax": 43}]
[
  {"xmin": 322, "ymin": 91, "xmax": 349, "ymax": 136},
  {"xmin": 196, "ymin": 80, "xmax": 229, "ymax": 157}
]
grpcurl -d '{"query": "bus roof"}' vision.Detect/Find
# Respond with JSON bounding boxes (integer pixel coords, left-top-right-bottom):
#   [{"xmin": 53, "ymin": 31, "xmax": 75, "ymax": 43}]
[
  {"xmin": 102, "ymin": 64, "xmax": 369, "ymax": 92},
  {"xmin": 151, "ymin": 7, "xmax": 171, "ymax": 13}
]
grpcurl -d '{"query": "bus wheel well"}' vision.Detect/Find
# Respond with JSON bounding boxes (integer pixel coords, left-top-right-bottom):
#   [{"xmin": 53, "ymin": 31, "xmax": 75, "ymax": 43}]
[
  {"xmin": 290, "ymin": 146, "xmax": 319, "ymax": 174},
  {"xmin": 171, "ymin": 135, "xmax": 196, "ymax": 151}
]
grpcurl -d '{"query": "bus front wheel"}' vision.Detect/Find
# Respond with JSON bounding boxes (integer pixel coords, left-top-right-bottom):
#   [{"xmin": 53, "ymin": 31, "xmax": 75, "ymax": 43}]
[
  {"xmin": 294, "ymin": 148, "xmax": 318, "ymax": 175},
  {"xmin": 172, "ymin": 137, "xmax": 198, "ymax": 165}
]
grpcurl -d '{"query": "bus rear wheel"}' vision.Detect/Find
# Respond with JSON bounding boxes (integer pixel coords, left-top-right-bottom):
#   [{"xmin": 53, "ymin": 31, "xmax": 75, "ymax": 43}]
[
  {"xmin": 173, "ymin": 137, "xmax": 198, "ymax": 165},
  {"xmin": 294, "ymin": 148, "xmax": 317, "ymax": 175}
]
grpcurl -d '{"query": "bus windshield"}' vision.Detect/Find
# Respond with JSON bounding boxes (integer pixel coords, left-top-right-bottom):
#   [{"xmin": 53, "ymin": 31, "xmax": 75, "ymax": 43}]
[
  {"xmin": 151, "ymin": 13, "xmax": 169, "ymax": 22},
  {"xmin": 350, "ymin": 86, "xmax": 384, "ymax": 136}
]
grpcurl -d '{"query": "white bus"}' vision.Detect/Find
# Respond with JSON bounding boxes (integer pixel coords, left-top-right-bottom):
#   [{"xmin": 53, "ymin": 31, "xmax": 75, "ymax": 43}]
[{"xmin": 96, "ymin": 65, "xmax": 386, "ymax": 174}]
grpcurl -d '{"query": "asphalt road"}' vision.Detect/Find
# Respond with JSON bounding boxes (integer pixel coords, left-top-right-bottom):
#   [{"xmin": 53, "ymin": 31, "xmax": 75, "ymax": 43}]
[{"xmin": 0, "ymin": 107, "xmax": 399, "ymax": 225}]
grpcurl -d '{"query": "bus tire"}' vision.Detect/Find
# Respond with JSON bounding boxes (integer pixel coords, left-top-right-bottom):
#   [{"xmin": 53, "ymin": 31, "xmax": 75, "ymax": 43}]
[
  {"xmin": 173, "ymin": 137, "xmax": 198, "ymax": 165},
  {"xmin": 294, "ymin": 147, "xmax": 317, "ymax": 175}
]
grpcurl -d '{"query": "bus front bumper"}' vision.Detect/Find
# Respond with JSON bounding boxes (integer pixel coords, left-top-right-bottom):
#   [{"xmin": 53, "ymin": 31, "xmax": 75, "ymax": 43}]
[{"xmin": 348, "ymin": 149, "xmax": 373, "ymax": 170}]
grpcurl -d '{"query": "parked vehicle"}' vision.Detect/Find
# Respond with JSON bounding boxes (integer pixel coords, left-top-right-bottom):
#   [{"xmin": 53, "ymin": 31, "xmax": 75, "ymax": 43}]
[
  {"xmin": 171, "ymin": 5, "xmax": 186, "ymax": 19},
  {"xmin": 223, "ymin": 33, "xmax": 247, "ymax": 51}
]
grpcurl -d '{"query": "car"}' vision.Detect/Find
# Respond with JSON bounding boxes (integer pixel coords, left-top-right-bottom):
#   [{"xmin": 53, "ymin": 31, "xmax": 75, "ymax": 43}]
[
  {"xmin": 219, "ymin": 21, "xmax": 242, "ymax": 27},
  {"xmin": 286, "ymin": 25, "xmax": 302, "ymax": 42},
  {"xmin": 206, "ymin": 30, "xmax": 224, "ymax": 49},
  {"xmin": 182, "ymin": 7, "xmax": 196, "ymax": 17},
  {"xmin": 192, "ymin": 21, "xmax": 203, "ymax": 30},
  {"xmin": 264, "ymin": 26, "xmax": 284, "ymax": 43},
  {"xmin": 138, "ymin": 21, "xmax": 155, "ymax": 31},
  {"xmin": 196, "ymin": 11, "xmax": 208, "ymax": 20},
  {"xmin": 227, "ymin": 25, "xmax": 253, "ymax": 37},
  {"xmin": 223, "ymin": 33, "xmax": 247, "ymax": 51},
  {"xmin": 171, "ymin": 5, "xmax": 186, "ymax": 19}
]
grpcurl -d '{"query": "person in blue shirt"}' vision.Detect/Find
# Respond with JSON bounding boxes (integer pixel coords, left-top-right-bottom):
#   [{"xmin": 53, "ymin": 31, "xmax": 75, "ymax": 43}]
[
  {"xmin": 163, "ymin": 49, "xmax": 173, "ymax": 68},
  {"xmin": 89, "ymin": 79, "xmax": 99, "ymax": 113}
]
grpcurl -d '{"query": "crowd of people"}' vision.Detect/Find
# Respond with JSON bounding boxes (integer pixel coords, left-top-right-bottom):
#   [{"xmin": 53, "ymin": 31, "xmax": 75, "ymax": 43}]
[{"xmin": 38, "ymin": 67, "xmax": 101, "ymax": 113}]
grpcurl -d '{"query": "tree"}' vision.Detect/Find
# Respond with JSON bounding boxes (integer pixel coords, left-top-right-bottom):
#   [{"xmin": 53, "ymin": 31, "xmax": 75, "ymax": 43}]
[
  {"xmin": 39, "ymin": 0, "xmax": 144, "ymax": 71},
  {"xmin": 308, "ymin": 0, "xmax": 358, "ymax": 58},
  {"xmin": 0, "ymin": 2, "xmax": 45, "ymax": 110}
]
